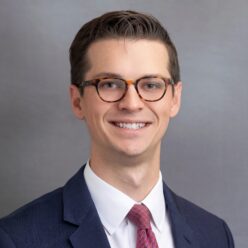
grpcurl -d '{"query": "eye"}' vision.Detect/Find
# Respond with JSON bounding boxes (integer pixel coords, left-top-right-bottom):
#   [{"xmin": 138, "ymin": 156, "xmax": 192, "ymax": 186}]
[
  {"xmin": 145, "ymin": 82, "xmax": 162, "ymax": 89},
  {"xmin": 100, "ymin": 82, "xmax": 116, "ymax": 89},
  {"xmin": 98, "ymin": 79, "xmax": 124, "ymax": 90},
  {"xmin": 139, "ymin": 79, "xmax": 165, "ymax": 91}
]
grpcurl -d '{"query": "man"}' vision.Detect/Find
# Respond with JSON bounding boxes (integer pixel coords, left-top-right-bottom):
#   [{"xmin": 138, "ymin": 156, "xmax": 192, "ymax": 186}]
[{"xmin": 0, "ymin": 10, "xmax": 234, "ymax": 248}]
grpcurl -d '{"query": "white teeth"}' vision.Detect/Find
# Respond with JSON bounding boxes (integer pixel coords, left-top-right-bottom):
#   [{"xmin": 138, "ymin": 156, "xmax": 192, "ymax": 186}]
[{"xmin": 115, "ymin": 122, "xmax": 146, "ymax": 129}]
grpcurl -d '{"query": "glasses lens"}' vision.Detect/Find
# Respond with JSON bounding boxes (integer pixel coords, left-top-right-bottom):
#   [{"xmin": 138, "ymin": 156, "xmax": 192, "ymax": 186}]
[
  {"xmin": 138, "ymin": 77, "xmax": 167, "ymax": 101},
  {"xmin": 98, "ymin": 78, "xmax": 126, "ymax": 102}
]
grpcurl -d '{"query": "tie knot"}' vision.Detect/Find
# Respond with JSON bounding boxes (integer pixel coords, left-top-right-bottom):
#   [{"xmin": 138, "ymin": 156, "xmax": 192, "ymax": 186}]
[{"xmin": 127, "ymin": 204, "xmax": 152, "ymax": 229}]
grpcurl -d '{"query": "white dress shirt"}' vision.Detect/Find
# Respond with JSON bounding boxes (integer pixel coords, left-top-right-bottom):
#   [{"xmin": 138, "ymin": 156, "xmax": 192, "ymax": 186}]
[{"xmin": 84, "ymin": 162, "xmax": 175, "ymax": 248}]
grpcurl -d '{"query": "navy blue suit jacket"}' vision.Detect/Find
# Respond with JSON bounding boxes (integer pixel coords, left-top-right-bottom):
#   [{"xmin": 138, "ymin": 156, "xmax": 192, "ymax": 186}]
[{"xmin": 0, "ymin": 166, "xmax": 234, "ymax": 248}]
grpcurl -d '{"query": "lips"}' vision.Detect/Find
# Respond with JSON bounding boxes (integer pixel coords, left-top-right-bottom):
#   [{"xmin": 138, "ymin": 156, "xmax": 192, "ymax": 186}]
[{"xmin": 111, "ymin": 122, "xmax": 149, "ymax": 130}]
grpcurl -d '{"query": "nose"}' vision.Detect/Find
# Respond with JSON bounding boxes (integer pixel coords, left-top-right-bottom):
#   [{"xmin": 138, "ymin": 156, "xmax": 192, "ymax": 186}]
[{"xmin": 117, "ymin": 85, "xmax": 144, "ymax": 112}]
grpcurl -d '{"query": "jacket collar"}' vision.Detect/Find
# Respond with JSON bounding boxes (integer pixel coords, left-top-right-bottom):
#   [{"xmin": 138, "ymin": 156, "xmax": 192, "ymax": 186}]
[
  {"xmin": 63, "ymin": 166, "xmax": 111, "ymax": 248},
  {"xmin": 163, "ymin": 183, "xmax": 200, "ymax": 248},
  {"xmin": 62, "ymin": 165, "xmax": 199, "ymax": 248}
]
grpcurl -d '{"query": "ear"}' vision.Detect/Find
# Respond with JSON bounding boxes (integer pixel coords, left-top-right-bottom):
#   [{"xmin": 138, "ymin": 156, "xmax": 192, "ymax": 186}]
[
  {"xmin": 169, "ymin": 81, "xmax": 182, "ymax": 118},
  {"xmin": 69, "ymin": 85, "xmax": 85, "ymax": 120}
]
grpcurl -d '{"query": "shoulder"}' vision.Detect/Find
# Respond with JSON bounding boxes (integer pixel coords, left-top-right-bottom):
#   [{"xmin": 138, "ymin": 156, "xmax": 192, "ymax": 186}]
[
  {"xmin": 0, "ymin": 187, "xmax": 63, "ymax": 226},
  {"xmin": 172, "ymin": 190, "xmax": 222, "ymax": 224},
  {"xmin": 167, "ymin": 187, "xmax": 235, "ymax": 247},
  {"xmin": 0, "ymin": 187, "xmax": 74, "ymax": 247}
]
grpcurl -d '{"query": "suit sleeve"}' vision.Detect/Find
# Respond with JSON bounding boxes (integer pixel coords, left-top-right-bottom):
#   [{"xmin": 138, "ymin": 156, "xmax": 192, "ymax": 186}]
[
  {"xmin": 0, "ymin": 226, "xmax": 16, "ymax": 248},
  {"xmin": 223, "ymin": 221, "xmax": 235, "ymax": 248}
]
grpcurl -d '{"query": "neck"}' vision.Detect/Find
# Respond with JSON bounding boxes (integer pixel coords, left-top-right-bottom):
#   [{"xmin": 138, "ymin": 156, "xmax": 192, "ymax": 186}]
[{"xmin": 89, "ymin": 147, "xmax": 161, "ymax": 201}]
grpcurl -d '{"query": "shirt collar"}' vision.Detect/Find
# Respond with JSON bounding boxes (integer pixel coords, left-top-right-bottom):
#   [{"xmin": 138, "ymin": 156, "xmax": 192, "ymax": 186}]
[
  {"xmin": 84, "ymin": 161, "xmax": 166, "ymax": 235},
  {"xmin": 142, "ymin": 173, "xmax": 166, "ymax": 232}
]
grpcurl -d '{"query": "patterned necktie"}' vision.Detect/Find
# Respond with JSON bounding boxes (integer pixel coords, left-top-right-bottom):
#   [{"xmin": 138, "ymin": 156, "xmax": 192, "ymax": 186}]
[{"xmin": 127, "ymin": 204, "xmax": 159, "ymax": 248}]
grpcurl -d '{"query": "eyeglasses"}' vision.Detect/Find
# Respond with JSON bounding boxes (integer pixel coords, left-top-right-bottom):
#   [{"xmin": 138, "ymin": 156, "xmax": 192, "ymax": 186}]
[{"xmin": 77, "ymin": 76, "xmax": 174, "ymax": 103}]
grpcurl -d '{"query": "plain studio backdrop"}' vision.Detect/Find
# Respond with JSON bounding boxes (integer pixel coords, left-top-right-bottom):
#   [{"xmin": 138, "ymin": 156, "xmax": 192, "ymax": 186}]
[{"xmin": 0, "ymin": 0, "xmax": 247, "ymax": 247}]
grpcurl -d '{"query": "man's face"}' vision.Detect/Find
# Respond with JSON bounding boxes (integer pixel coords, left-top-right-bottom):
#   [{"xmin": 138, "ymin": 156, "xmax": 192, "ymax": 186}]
[{"xmin": 70, "ymin": 39, "xmax": 182, "ymax": 159}]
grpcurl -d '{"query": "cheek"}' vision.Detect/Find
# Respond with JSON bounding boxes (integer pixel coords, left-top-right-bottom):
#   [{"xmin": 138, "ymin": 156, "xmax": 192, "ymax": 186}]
[
  {"xmin": 80, "ymin": 94, "xmax": 102, "ymax": 122},
  {"xmin": 153, "ymin": 105, "xmax": 171, "ymax": 132},
  {"xmin": 82, "ymin": 103, "xmax": 108, "ymax": 130},
  {"xmin": 152, "ymin": 100, "xmax": 172, "ymax": 120},
  {"xmin": 158, "ymin": 114, "xmax": 170, "ymax": 132}
]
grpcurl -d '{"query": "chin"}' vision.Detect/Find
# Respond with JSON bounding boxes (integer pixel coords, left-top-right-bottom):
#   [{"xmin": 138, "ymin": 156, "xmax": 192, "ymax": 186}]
[{"xmin": 116, "ymin": 146, "xmax": 147, "ymax": 158}]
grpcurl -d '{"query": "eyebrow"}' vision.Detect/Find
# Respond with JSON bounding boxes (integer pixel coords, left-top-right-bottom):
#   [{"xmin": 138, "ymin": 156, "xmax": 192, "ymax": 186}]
[
  {"xmin": 91, "ymin": 72, "xmax": 168, "ymax": 79},
  {"xmin": 92, "ymin": 72, "xmax": 123, "ymax": 78}
]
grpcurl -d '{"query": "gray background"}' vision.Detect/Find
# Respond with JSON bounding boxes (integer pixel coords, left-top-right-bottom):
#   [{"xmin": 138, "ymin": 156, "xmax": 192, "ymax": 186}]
[{"xmin": 0, "ymin": 0, "xmax": 247, "ymax": 247}]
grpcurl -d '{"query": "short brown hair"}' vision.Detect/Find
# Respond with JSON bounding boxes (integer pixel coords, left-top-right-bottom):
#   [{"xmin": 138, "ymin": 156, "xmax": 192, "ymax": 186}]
[{"xmin": 70, "ymin": 10, "xmax": 180, "ymax": 85}]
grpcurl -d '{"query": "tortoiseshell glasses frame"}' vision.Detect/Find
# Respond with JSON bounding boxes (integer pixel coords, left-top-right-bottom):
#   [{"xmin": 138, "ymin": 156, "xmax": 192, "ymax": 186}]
[{"xmin": 77, "ymin": 76, "xmax": 175, "ymax": 103}]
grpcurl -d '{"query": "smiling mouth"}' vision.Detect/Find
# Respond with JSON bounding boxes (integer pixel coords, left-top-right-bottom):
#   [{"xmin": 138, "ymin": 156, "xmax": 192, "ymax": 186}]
[{"xmin": 111, "ymin": 122, "xmax": 149, "ymax": 130}]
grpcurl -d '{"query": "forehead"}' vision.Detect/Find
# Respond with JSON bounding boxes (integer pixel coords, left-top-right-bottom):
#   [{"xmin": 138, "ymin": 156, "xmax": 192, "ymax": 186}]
[{"xmin": 85, "ymin": 38, "xmax": 170, "ymax": 79}]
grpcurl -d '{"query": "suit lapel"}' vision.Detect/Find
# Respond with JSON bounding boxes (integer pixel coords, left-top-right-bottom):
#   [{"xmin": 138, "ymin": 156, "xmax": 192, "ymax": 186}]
[
  {"xmin": 62, "ymin": 166, "xmax": 201, "ymax": 248},
  {"xmin": 163, "ymin": 183, "xmax": 200, "ymax": 248},
  {"xmin": 69, "ymin": 208, "xmax": 110, "ymax": 248},
  {"xmin": 62, "ymin": 166, "xmax": 110, "ymax": 248}
]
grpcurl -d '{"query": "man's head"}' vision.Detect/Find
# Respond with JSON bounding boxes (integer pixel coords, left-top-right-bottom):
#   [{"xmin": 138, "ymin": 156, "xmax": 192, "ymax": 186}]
[
  {"xmin": 69, "ymin": 11, "xmax": 182, "ymax": 162},
  {"xmin": 70, "ymin": 10, "xmax": 180, "ymax": 86}
]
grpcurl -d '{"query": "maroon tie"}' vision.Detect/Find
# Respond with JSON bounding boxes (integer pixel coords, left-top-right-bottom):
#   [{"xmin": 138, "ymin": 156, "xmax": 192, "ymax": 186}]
[{"xmin": 127, "ymin": 204, "xmax": 159, "ymax": 248}]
